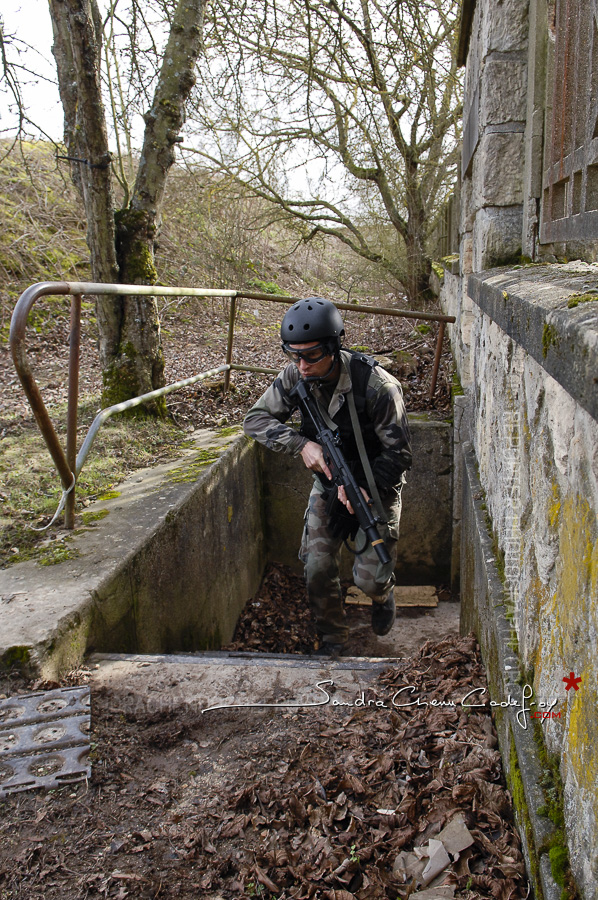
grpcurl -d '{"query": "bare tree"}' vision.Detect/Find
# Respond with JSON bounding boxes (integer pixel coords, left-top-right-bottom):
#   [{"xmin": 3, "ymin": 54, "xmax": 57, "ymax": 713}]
[
  {"xmin": 48, "ymin": 0, "xmax": 204, "ymax": 408},
  {"xmin": 190, "ymin": 0, "xmax": 462, "ymax": 305}
]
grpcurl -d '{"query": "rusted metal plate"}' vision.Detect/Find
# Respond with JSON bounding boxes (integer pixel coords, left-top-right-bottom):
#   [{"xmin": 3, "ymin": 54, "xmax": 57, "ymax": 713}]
[{"xmin": 0, "ymin": 686, "xmax": 90, "ymax": 798}]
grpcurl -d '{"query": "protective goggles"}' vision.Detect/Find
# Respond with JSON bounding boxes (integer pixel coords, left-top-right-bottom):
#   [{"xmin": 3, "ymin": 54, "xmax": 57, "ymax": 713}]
[{"xmin": 281, "ymin": 342, "xmax": 332, "ymax": 364}]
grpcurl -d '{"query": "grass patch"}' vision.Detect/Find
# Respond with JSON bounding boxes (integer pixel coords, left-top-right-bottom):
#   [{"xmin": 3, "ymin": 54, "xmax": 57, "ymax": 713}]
[{"xmin": 0, "ymin": 397, "xmax": 195, "ymax": 568}]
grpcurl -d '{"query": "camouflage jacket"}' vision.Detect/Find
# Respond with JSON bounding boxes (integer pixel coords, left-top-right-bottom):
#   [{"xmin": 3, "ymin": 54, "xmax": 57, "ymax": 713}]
[{"xmin": 243, "ymin": 350, "xmax": 412, "ymax": 492}]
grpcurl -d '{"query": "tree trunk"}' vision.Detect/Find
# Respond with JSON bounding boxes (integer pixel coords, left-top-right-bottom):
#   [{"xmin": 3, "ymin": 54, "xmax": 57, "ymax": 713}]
[
  {"xmin": 107, "ymin": 0, "xmax": 204, "ymax": 412},
  {"xmin": 404, "ymin": 157, "xmax": 432, "ymax": 305},
  {"xmin": 49, "ymin": 0, "xmax": 122, "ymax": 364},
  {"xmin": 50, "ymin": 0, "xmax": 205, "ymax": 413}
]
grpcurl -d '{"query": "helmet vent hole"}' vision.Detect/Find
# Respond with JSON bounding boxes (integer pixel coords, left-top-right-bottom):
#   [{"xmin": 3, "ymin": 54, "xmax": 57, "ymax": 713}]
[
  {"xmin": 304, "ymin": 324, "xmax": 310, "ymax": 330},
  {"xmin": 288, "ymin": 324, "xmax": 294, "ymax": 331}
]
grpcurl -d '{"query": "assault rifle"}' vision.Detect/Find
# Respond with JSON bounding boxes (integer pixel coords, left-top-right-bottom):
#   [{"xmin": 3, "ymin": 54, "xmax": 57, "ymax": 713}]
[{"xmin": 289, "ymin": 378, "xmax": 390, "ymax": 565}]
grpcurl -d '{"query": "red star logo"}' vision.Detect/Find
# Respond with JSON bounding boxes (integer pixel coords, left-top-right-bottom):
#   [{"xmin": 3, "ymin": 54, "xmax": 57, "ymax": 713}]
[{"xmin": 563, "ymin": 671, "xmax": 582, "ymax": 691}]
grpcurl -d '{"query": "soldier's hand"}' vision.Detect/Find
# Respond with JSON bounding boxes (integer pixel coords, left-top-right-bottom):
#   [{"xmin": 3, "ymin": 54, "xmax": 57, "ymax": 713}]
[
  {"xmin": 338, "ymin": 485, "xmax": 370, "ymax": 515},
  {"xmin": 300, "ymin": 441, "xmax": 332, "ymax": 480}
]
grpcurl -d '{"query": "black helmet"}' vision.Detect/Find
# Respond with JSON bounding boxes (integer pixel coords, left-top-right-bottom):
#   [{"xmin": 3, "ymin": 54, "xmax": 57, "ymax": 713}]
[{"xmin": 280, "ymin": 297, "xmax": 344, "ymax": 344}]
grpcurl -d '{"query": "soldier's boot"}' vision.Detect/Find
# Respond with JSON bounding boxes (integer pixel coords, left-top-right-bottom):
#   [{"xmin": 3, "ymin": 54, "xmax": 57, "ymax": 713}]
[{"xmin": 371, "ymin": 588, "xmax": 396, "ymax": 636}]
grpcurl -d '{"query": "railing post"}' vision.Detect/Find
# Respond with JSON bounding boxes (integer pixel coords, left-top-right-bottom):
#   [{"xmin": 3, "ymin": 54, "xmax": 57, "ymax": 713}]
[
  {"xmin": 65, "ymin": 294, "xmax": 82, "ymax": 529},
  {"xmin": 429, "ymin": 320, "xmax": 446, "ymax": 401},
  {"xmin": 224, "ymin": 294, "xmax": 237, "ymax": 393}
]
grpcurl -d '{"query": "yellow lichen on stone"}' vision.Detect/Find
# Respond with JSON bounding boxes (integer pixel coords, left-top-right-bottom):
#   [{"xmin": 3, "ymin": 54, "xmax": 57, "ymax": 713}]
[
  {"xmin": 566, "ymin": 673, "xmax": 598, "ymax": 793},
  {"xmin": 548, "ymin": 482, "xmax": 561, "ymax": 529},
  {"xmin": 530, "ymin": 575, "xmax": 552, "ymax": 679}
]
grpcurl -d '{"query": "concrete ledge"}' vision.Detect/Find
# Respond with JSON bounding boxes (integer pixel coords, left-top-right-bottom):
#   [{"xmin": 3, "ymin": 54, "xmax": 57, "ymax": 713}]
[
  {"xmin": 0, "ymin": 429, "xmax": 265, "ymax": 679},
  {"xmin": 460, "ymin": 442, "xmax": 561, "ymax": 900},
  {"xmin": 468, "ymin": 262, "xmax": 598, "ymax": 422}
]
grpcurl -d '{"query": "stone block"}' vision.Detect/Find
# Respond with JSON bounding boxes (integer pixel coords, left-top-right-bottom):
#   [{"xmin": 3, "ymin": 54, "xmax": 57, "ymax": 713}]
[
  {"xmin": 461, "ymin": 234, "xmax": 473, "ymax": 275},
  {"xmin": 480, "ymin": 55, "xmax": 527, "ymax": 126},
  {"xmin": 472, "ymin": 206, "xmax": 523, "ymax": 271},
  {"xmin": 461, "ymin": 176, "xmax": 475, "ymax": 233},
  {"xmin": 481, "ymin": 0, "xmax": 529, "ymax": 55},
  {"xmin": 472, "ymin": 132, "xmax": 524, "ymax": 209}
]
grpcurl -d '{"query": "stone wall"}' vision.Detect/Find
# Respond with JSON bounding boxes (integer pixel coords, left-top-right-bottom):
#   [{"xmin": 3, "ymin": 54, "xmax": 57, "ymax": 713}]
[
  {"xmin": 461, "ymin": 0, "xmax": 529, "ymax": 274},
  {"xmin": 450, "ymin": 1, "xmax": 598, "ymax": 893},
  {"xmin": 441, "ymin": 261, "xmax": 598, "ymax": 898}
]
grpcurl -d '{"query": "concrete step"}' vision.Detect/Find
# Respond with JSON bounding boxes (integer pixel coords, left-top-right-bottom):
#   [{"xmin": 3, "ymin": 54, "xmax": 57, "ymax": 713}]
[{"xmin": 89, "ymin": 650, "xmax": 407, "ymax": 717}]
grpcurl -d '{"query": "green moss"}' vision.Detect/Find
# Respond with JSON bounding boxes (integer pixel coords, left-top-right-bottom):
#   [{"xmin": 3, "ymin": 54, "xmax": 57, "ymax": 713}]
[
  {"xmin": 166, "ymin": 448, "xmax": 223, "ymax": 483},
  {"xmin": 451, "ymin": 371, "xmax": 464, "ymax": 397},
  {"xmin": 509, "ymin": 737, "xmax": 540, "ymax": 890},
  {"xmin": 542, "ymin": 323, "xmax": 559, "ymax": 359},
  {"xmin": 217, "ymin": 425, "xmax": 242, "ymax": 437},
  {"xmin": 38, "ymin": 543, "xmax": 80, "ymax": 566},
  {"xmin": 532, "ymin": 722, "xmax": 580, "ymax": 899},
  {"xmin": 81, "ymin": 509, "xmax": 110, "ymax": 526},
  {"xmin": 566, "ymin": 292, "xmax": 598, "ymax": 308},
  {"xmin": 431, "ymin": 261, "xmax": 444, "ymax": 279},
  {"xmin": 349, "ymin": 345, "xmax": 373, "ymax": 353},
  {"xmin": 549, "ymin": 847, "xmax": 568, "ymax": 887},
  {"xmin": 97, "ymin": 490, "xmax": 121, "ymax": 501},
  {"xmin": 1, "ymin": 646, "xmax": 31, "ymax": 669},
  {"xmin": 114, "ymin": 208, "xmax": 158, "ymax": 283},
  {"xmin": 415, "ymin": 323, "xmax": 431, "ymax": 335}
]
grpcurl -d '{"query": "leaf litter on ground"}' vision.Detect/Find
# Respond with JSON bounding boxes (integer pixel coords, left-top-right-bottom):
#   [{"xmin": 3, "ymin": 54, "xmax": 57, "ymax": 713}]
[{"xmin": 0, "ymin": 629, "xmax": 528, "ymax": 900}]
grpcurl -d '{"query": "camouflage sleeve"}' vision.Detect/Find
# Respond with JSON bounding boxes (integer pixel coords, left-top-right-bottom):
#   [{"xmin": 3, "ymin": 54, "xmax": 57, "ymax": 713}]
[
  {"xmin": 243, "ymin": 364, "xmax": 309, "ymax": 456},
  {"xmin": 366, "ymin": 368, "xmax": 412, "ymax": 492}
]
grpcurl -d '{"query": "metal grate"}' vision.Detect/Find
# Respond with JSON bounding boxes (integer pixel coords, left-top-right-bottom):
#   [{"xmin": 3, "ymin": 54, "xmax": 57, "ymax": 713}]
[{"xmin": 0, "ymin": 686, "xmax": 90, "ymax": 798}]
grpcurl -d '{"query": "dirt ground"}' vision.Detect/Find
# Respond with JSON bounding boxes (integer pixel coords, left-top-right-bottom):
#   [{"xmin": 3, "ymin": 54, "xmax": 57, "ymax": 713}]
[{"xmin": 0, "ymin": 565, "xmax": 529, "ymax": 900}]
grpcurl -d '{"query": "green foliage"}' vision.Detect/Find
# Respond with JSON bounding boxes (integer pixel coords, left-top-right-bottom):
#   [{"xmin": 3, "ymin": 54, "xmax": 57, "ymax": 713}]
[{"xmin": 248, "ymin": 278, "xmax": 289, "ymax": 295}]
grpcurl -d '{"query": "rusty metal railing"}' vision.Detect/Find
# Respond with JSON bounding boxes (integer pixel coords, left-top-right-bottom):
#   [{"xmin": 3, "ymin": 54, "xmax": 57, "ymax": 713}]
[{"xmin": 10, "ymin": 281, "xmax": 455, "ymax": 529}]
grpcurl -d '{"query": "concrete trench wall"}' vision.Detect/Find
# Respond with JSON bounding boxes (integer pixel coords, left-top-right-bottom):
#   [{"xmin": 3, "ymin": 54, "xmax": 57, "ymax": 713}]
[
  {"xmin": 0, "ymin": 416, "xmax": 453, "ymax": 680},
  {"xmin": 259, "ymin": 414, "xmax": 453, "ymax": 585},
  {"xmin": 0, "ymin": 430, "xmax": 266, "ymax": 678}
]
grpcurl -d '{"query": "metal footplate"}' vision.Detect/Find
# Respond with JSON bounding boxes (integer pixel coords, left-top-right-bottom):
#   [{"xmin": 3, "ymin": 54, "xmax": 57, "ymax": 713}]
[{"xmin": 0, "ymin": 686, "xmax": 90, "ymax": 798}]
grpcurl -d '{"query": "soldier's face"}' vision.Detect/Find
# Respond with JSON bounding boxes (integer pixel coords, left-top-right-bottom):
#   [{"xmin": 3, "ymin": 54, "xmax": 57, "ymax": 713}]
[{"xmin": 288, "ymin": 342, "xmax": 336, "ymax": 380}]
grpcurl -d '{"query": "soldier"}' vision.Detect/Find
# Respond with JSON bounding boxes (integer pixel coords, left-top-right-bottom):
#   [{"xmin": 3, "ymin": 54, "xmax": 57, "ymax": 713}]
[{"xmin": 243, "ymin": 297, "xmax": 412, "ymax": 656}]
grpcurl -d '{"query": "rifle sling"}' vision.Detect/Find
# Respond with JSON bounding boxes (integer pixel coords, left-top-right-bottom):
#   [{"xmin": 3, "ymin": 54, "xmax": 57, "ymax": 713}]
[
  {"xmin": 345, "ymin": 384, "xmax": 386, "ymax": 523},
  {"xmin": 310, "ymin": 372, "xmax": 385, "ymax": 524}
]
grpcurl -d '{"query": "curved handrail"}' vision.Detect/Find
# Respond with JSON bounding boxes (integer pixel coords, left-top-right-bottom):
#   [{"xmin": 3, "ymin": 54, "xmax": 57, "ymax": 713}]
[{"xmin": 10, "ymin": 280, "xmax": 455, "ymax": 528}]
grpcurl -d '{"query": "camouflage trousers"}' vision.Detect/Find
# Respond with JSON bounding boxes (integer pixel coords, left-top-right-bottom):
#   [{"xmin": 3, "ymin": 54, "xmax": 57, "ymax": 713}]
[{"xmin": 299, "ymin": 481, "xmax": 402, "ymax": 644}]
